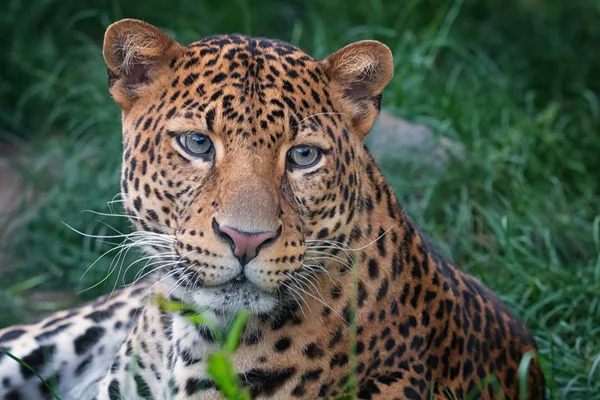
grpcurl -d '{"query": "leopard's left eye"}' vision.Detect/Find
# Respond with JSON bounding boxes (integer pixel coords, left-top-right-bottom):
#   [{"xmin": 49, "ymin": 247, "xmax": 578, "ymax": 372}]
[
  {"xmin": 178, "ymin": 133, "xmax": 213, "ymax": 157},
  {"xmin": 287, "ymin": 145, "xmax": 322, "ymax": 169}
]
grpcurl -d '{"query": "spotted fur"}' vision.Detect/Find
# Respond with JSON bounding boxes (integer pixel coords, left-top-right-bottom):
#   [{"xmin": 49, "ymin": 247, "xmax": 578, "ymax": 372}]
[{"xmin": 0, "ymin": 19, "xmax": 545, "ymax": 400}]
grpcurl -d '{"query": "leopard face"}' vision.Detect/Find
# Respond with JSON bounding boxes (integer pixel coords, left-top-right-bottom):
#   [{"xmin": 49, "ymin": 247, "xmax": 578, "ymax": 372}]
[{"xmin": 103, "ymin": 20, "xmax": 393, "ymax": 315}]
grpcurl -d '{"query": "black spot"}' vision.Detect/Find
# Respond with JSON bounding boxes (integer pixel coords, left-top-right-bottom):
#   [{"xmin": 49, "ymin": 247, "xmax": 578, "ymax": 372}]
[
  {"xmin": 274, "ymin": 337, "xmax": 292, "ymax": 352},
  {"xmin": 411, "ymin": 263, "xmax": 422, "ymax": 279},
  {"xmin": 398, "ymin": 321, "xmax": 410, "ymax": 338},
  {"xmin": 391, "ymin": 253, "xmax": 402, "ymax": 280},
  {"xmin": 424, "ymin": 290, "xmax": 437, "ymax": 303},
  {"xmin": 179, "ymin": 348, "xmax": 202, "ymax": 367},
  {"xmin": 20, "ymin": 345, "xmax": 55, "ymax": 379},
  {"xmin": 390, "ymin": 299, "xmax": 399, "ymax": 316},
  {"xmin": 311, "ymin": 89, "xmax": 321, "ymax": 103},
  {"xmin": 40, "ymin": 312, "xmax": 76, "ymax": 329},
  {"xmin": 74, "ymin": 356, "xmax": 92, "ymax": 376},
  {"xmin": 108, "ymin": 379, "xmax": 121, "ymax": 400},
  {"xmin": 356, "ymin": 341, "xmax": 365, "ymax": 354},
  {"xmin": 303, "ymin": 343, "xmax": 324, "ymax": 359},
  {"xmin": 133, "ymin": 197, "xmax": 142, "ymax": 212},
  {"xmin": 111, "ymin": 355, "xmax": 121, "ymax": 373},
  {"xmin": 331, "ymin": 285, "xmax": 343, "ymax": 299},
  {"xmin": 241, "ymin": 368, "xmax": 296, "ymax": 397},
  {"xmin": 211, "ymin": 72, "xmax": 227, "ymax": 83},
  {"xmin": 205, "ymin": 109, "xmax": 216, "ymax": 132},
  {"xmin": 196, "ymin": 325, "xmax": 215, "ymax": 343},
  {"xmin": 33, "ymin": 323, "xmax": 71, "ymax": 342},
  {"xmin": 376, "ymin": 279, "xmax": 389, "ymax": 301},
  {"xmin": 166, "ymin": 106, "xmax": 177, "ymax": 119},
  {"xmin": 357, "ymin": 379, "xmax": 380, "ymax": 399},
  {"xmin": 368, "ymin": 259, "xmax": 379, "ymax": 279},
  {"xmin": 328, "ymin": 326, "xmax": 343, "ymax": 348},
  {"xmin": 134, "ymin": 374, "xmax": 152, "ymax": 398},
  {"xmin": 4, "ymin": 388, "xmax": 23, "ymax": 400},
  {"xmin": 143, "ymin": 117, "xmax": 152, "ymax": 131},
  {"xmin": 0, "ymin": 329, "xmax": 26, "ymax": 343},
  {"xmin": 504, "ymin": 367, "xmax": 516, "ymax": 387},
  {"xmin": 358, "ymin": 282, "xmax": 368, "ymax": 308},
  {"xmin": 85, "ymin": 309, "xmax": 114, "ymax": 323},
  {"xmin": 185, "ymin": 378, "xmax": 215, "ymax": 395},
  {"xmin": 74, "ymin": 326, "xmax": 105, "ymax": 355},
  {"xmin": 318, "ymin": 382, "xmax": 332, "ymax": 397},
  {"xmin": 184, "ymin": 57, "xmax": 199, "ymax": 69},
  {"xmin": 317, "ymin": 228, "xmax": 329, "ymax": 239},
  {"xmin": 245, "ymin": 330, "xmax": 263, "ymax": 345},
  {"xmin": 183, "ymin": 73, "xmax": 199, "ymax": 86},
  {"xmin": 404, "ymin": 387, "xmax": 421, "ymax": 399},
  {"xmin": 329, "ymin": 353, "xmax": 348, "ymax": 368},
  {"xmin": 410, "ymin": 284, "xmax": 422, "ymax": 308},
  {"xmin": 463, "ymin": 359, "xmax": 474, "ymax": 380},
  {"xmin": 292, "ymin": 385, "xmax": 305, "ymax": 397},
  {"xmin": 385, "ymin": 338, "xmax": 396, "ymax": 351},
  {"xmin": 381, "ymin": 327, "xmax": 391, "ymax": 338},
  {"xmin": 302, "ymin": 368, "xmax": 323, "ymax": 381}
]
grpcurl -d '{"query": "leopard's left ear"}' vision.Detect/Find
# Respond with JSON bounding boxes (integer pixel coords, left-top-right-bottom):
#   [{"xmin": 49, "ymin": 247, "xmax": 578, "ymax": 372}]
[
  {"xmin": 103, "ymin": 19, "xmax": 183, "ymax": 110},
  {"xmin": 322, "ymin": 40, "xmax": 394, "ymax": 137}
]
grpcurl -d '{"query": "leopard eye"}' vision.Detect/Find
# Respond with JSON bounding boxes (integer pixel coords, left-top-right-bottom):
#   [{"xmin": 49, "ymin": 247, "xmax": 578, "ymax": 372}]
[
  {"xmin": 178, "ymin": 133, "xmax": 213, "ymax": 157},
  {"xmin": 287, "ymin": 145, "xmax": 321, "ymax": 169}
]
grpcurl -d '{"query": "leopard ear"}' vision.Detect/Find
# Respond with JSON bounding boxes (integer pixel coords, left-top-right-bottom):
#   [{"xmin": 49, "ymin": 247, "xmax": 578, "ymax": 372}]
[
  {"xmin": 323, "ymin": 40, "xmax": 394, "ymax": 137},
  {"xmin": 103, "ymin": 19, "xmax": 183, "ymax": 109}
]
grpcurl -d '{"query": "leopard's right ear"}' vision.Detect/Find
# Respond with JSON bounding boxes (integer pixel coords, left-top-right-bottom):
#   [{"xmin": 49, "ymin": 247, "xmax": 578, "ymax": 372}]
[
  {"xmin": 103, "ymin": 19, "xmax": 183, "ymax": 110},
  {"xmin": 321, "ymin": 40, "xmax": 394, "ymax": 138}
]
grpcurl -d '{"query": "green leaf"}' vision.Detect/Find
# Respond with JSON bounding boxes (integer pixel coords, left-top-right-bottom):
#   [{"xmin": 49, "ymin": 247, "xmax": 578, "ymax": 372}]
[
  {"xmin": 206, "ymin": 351, "xmax": 250, "ymax": 400},
  {"xmin": 225, "ymin": 310, "xmax": 249, "ymax": 353},
  {"xmin": 518, "ymin": 350, "xmax": 538, "ymax": 400}
]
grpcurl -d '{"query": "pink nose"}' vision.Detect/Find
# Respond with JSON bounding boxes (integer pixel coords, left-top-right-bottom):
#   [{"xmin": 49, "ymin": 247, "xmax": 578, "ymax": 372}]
[{"xmin": 217, "ymin": 225, "xmax": 277, "ymax": 263}]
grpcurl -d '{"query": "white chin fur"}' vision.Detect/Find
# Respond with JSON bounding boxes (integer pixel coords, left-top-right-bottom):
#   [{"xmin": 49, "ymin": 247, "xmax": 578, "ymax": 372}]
[{"xmin": 163, "ymin": 275, "xmax": 278, "ymax": 315}]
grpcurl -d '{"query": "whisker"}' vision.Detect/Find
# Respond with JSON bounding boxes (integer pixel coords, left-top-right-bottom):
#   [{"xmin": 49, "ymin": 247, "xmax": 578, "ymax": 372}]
[
  {"xmin": 81, "ymin": 209, "xmax": 175, "ymax": 232},
  {"xmin": 305, "ymin": 228, "xmax": 391, "ymax": 252},
  {"xmin": 106, "ymin": 192, "xmax": 123, "ymax": 213},
  {"xmin": 141, "ymin": 269, "xmax": 183, "ymax": 304},
  {"xmin": 131, "ymin": 260, "xmax": 180, "ymax": 284},
  {"xmin": 281, "ymin": 281, "xmax": 309, "ymax": 317},
  {"xmin": 294, "ymin": 268, "xmax": 324, "ymax": 299},
  {"xmin": 128, "ymin": 252, "xmax": 178, "ymax": 283},
  {"xmin": 288, "ymin": 278, "xmax": 347, "ymax": 323},
  {"xmin": 64, "ymin": 222, "xmax": 175, "ymax": 241},
  {"xmin": 305, "ymin": 249, "xmax": 353, "ymax": 265},
  {"xmin": 295, "ymin": 112, "xmax": 345, "ymax": 127}
]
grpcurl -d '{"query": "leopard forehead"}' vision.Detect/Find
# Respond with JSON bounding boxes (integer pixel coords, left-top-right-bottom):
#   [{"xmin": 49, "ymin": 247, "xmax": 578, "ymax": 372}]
[{"xmin": 127, "ymin": 34, "xmax": 335, "ymax": 144}]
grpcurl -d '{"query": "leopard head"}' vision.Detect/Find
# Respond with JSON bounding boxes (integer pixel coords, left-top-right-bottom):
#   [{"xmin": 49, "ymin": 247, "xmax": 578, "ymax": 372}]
[{"xmin": 102, "ymin": 19, "xmax": 393, "ymax": 314}]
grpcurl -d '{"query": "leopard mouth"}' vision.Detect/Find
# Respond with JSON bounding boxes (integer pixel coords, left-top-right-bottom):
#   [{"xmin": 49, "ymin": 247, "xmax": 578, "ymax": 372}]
[
  {"xmin": 167, "ymin": 272, "xmax": 279, "ymax": 315},
  {"xmin": 208, "ymin": 273, "xmax": 248, "ymax": 288},
  {"xmin": 204, "ymin": 276, "xmax": 259, "ymax": 296}
]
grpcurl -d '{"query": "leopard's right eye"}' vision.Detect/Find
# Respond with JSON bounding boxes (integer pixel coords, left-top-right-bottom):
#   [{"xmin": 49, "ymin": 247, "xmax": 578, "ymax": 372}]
[
  {"xmin": 178, "ymin": 133, "xmax": 214, "ymax": 158},
  {"xmin": 286, "ymin": 145, "xmax": 322, "ymax": 169}
]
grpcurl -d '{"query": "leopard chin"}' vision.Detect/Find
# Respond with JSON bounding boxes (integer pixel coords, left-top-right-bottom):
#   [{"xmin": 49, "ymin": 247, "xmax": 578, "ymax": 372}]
[{"xmin": 163, "ymin": 274, "xmax": 279, "ymax": 315}]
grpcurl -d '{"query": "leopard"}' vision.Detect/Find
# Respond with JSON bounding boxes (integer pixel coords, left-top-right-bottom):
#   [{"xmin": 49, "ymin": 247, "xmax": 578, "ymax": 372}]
[{"xmin": 0, "ymin": 19, "xmax": 546, "ymax": 400}]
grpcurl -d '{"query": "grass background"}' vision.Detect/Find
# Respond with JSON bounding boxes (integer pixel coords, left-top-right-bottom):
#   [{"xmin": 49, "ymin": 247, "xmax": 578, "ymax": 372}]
[{"xmin": 0, "ymin": 0, "xmax": 599, "ymax": 398}]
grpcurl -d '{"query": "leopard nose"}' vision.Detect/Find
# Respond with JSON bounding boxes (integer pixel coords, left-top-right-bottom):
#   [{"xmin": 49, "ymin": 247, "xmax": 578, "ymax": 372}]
[{"xmin": 214, "ymin": 221, "xmax": 277, "ymax": 265}]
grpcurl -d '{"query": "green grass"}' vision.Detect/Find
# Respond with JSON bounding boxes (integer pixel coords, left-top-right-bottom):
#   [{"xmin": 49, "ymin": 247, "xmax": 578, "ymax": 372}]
[
  {"xmin": 155, "ymin": 296, "xmax": 252, "ymax": 400},
  {"xmin": 0, "ymin": 0, "xmax": 599, "ymax": 398}
]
